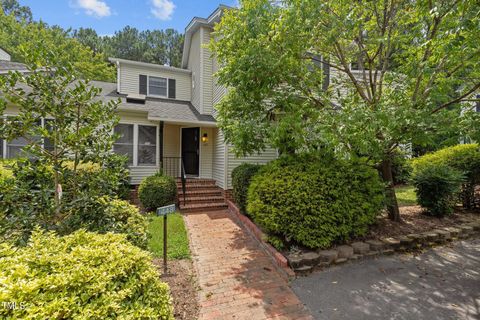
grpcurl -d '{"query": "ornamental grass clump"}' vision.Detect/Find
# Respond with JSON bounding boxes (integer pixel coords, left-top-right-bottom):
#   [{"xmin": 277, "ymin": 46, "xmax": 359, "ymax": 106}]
[{"xmin": 247, "ymin": 154, "xmax": 385, "ymax": 249}]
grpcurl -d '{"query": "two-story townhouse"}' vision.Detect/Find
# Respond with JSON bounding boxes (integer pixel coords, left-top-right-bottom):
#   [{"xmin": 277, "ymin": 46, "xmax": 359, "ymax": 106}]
[{"xmin": 105, "ymin": 5, "xmax": 278, "ymax": 207}]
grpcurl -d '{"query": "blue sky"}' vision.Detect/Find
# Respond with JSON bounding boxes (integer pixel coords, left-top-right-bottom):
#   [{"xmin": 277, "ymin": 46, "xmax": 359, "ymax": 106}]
[{"xmin": 21, "ymin": 0, "xmax": 237, "ymax": 35}]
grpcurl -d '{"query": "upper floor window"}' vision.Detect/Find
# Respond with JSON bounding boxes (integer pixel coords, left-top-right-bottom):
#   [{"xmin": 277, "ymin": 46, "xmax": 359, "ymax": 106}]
[{"xmin": 149, "ymin": 76, "xmax": 167, "ymax": 97}]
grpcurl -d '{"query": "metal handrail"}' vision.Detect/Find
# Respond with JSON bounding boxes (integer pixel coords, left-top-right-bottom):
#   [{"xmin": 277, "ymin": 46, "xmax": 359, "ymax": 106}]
[{"xmin": 180, "ymin": 159, "xmax": 187, "ymax": 206}]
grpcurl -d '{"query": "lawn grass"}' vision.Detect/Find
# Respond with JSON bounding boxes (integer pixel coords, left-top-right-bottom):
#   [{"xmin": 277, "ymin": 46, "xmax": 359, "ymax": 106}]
[
  {"xmin": 148, "ymin": 213, "xmax": 190, "ymax": 260},
  {"xmin": 395, "ymin": 185, "xmax": 417, "ymax": 206}
]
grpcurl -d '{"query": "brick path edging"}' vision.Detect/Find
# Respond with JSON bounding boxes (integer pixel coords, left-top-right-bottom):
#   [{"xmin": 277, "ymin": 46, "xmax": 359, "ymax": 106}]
[{"xmin": 226, "ymin": 199, "xmax": 295, "ymax": 279}]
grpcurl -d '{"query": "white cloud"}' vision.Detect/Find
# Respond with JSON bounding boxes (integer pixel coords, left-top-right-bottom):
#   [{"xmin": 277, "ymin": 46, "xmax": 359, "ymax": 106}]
[
  {"xmin": 151, "ymin": 0, "xmax": 175, "ymax": 20},
  {"xmin": 74, "ymin": 0, "xmax": 111, "ymax": 18}
]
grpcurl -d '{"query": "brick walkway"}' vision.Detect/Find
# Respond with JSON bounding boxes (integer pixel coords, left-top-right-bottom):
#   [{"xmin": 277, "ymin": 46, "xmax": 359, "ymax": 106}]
[{"xmin": 183, "ymin": 209, "xmax": 313, "ymax": 320}]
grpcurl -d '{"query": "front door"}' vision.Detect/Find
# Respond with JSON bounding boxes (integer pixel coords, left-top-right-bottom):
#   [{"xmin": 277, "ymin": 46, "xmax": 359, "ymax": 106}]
[{"xmin": 181, "ymin": 127, "xmax": 200, "ymax": 176}]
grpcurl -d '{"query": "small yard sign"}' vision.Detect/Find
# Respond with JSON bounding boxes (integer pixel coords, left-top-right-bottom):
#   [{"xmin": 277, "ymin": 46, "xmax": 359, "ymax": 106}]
[
  {"xmin": 156, "ymin": 204, "xmax": 176, "ymax": 216},
  {"xmin": 156, "ymin": 203, "xmax": 176, "ymax": 274}
]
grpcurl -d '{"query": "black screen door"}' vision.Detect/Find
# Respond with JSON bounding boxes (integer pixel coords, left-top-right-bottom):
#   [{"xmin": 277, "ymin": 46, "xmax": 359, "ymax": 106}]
[{"xmin": 181, "ymin": 127, "xmax": 200, "ymax": 175}]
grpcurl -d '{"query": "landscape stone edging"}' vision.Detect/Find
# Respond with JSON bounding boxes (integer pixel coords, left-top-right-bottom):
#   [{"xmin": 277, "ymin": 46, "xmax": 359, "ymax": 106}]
[
  {"xmin": 288, "ymin": 220, "xmax": 480, "ymax": 275},
  {"xmin": 226, "ymin": 199, "xmax": 295, "ymax": 279}
]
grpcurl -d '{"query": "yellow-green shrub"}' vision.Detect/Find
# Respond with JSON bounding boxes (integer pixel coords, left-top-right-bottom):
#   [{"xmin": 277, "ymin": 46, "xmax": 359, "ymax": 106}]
[
  {"xmin": 0, "ymin": 229, "xmax": 174, "ymax": 320},
  {"xmin": 412, "ymin": 144, "xmax": 480, "ymax": 209},
  {"xmin": 247, "ymin": 154, "xmax": 385, "ymax": 249}
]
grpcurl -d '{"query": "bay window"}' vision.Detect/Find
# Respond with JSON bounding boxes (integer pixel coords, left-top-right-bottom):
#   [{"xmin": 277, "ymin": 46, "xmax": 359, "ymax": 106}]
[{"xmin": 138, "ymin": 125, "xmax": 157, "ymax": 166}]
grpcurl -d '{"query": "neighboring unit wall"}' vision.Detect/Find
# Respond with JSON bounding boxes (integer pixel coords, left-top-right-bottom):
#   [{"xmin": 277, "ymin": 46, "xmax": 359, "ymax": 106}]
[
  {"xmin": 0, "ymin": 48, "xmax": 11, "ymax": 61},
  {"xmin": 212, "ymin": 57, "xmax": 226, "ymax": 111},
  {"xmin": 201, "ymin": 28, "xmax": 213, "ymax": 115},
  {"xmin": 188, "ymin": 29, "xmax": 201, "ymax": 111},
  {"xmin": 212, "ymin": 128, "xmax": 226, "ymax": 189},
  {"xmin": 226, "ymin": 146, "xmax": 278, "ymax": 189},
  {"xmin": 118, "ymin": 63, "xmax": 191, "ymax": 101},
  {"xmin": 187, "ymin": 26, "xmax": 215, "ymax": 115}
]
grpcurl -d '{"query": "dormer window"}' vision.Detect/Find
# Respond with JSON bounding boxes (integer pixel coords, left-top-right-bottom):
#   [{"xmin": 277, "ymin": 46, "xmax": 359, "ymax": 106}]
[{"xmin": 149, "ymin": 76, "xmax": 168, "ymax": 97}]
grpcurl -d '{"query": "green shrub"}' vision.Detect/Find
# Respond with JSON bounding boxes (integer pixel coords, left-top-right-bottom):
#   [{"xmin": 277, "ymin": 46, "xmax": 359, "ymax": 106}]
[
  {"xmin": 138, "ymin": 172, "xmax": 177, "ymax": 211},
  {"xmin": 247, "ymin": 154, "xmax": 384, "ymax": 249},
  {"xmin": 62, "ymin": 196, "xmax": 148, "ymax": 248},
  {"xmin": 412, "ymin": 164, "xmax": 465, "ymax": 217},
  {"xmin": 232, "ymin": 163, "xmax": 263, "ymax": 214},
  {"xmin": 391, "ymin": 149, "xmax": 412, "ymax": 185},
  {"xmin": 412, "ymin": 144, "xmax": 480, "ymax": 208},
  {"xmin": 0, "ymin": 156, "xmax": 132, "ymax": 246},
  {"xmin": 0, "ymin": 229, "xmax": 174, "ymax": 320}
]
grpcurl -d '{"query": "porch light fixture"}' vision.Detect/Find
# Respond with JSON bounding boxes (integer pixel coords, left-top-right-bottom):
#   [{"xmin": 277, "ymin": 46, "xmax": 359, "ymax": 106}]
[{"xmin": 201, "ymin": 133, "xmax": 208, "ymax": 143}]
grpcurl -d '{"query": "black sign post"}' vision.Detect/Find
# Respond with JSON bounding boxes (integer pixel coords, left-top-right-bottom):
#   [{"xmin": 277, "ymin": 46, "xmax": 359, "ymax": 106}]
[{"xmin": 157, "ymin": 204, "xmax": 176, "ymax": 274}]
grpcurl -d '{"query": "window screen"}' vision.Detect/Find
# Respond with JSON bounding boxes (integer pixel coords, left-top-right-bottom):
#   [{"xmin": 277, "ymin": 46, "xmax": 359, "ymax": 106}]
[
  {"xmin": 138, "ymin": 125, "xmax": 156, "ymax": 166},
  {"xmin": 149, "ymin": 76, "xmax": 167, "ymax": 97},
  {"xmin": 113, "ymin": 124, "xmax": 134, "ymax": 165}
]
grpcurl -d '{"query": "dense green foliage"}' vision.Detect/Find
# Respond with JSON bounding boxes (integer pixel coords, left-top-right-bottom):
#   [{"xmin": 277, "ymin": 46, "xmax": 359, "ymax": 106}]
[
  {"xmin": 391, "ymin": 149, "xmax": 412, "ymax": 185},
  {"xmin": 139, "ymin": 173, "xmax": 177, "ymax": 211},
  {"xmin": 148, "ymin": 213, "xmax": 190, "ymax": 259},
  {"xmin": 211, "ymin": 0, "xmax": 480, "ymax": 221},
  {"xmin": 0, "ymin": 11, "xmax": 115, "ymax": 81},
  {"xmin": 0, "ymin": 229, "xmax": 174, "ymax": 319},
  {"xmin": 412, "ymin": 144, "xmax": 480, "ymax": 209},
  {"xmin": 74, "ymin": 27, "xmax": 184, "ymax": 67},
  {"xmin": 232, "ymin": 163, "xmax": 263, "ymax": 215},
  {"xmin": 247, "ymin": 155, "xmax": 385, "ymax": 249},
  {"xmin": 412, "ymin": 165, "xmax": 464, "ymax": 217},
  {"xmin": 0, "ymin": 158, "xmax": 134, "ymax": 245},
  {"xmin": 62, "ymin": 196, "xmax": 148, "ymax": 248}
]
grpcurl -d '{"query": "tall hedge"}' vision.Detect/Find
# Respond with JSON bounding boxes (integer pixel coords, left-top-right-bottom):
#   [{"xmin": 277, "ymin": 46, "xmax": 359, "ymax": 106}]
[
  {"xmin": 232, "ymin": 163, "xmax": 263, "ymax": 214},
  {"xmin": 0, "ymin": 229, "xmax": 174, "ymax": 319},
  {"xmin": 411, "ymin": 144, "xmax": 480, "ymax": 209},
  {"xmin": 247, "ymin": 155, "xmax": 384, "ymax": 249}
]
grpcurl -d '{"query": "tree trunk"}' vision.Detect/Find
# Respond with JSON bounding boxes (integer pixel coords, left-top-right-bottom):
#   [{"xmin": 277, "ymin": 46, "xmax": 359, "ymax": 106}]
[{"xmin": 380, "ymin": 158, "xmax": 401, "ymax": 222}]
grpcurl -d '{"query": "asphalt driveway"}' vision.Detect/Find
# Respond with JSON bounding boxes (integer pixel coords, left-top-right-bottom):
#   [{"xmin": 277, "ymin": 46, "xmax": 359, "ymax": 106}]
[{"xmin": 292, "ymin": 239, "xmax": 480, "ymax": 320}]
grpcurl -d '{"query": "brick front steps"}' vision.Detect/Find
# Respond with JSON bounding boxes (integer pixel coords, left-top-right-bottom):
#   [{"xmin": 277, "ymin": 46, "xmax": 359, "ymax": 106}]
[
  {"xmin": 288, "ymin": 220, "xmax": 480, "ymax": 275},
  {"xmin": 176, "ymin": 179, "xmax": 228, "ymax": 212}
]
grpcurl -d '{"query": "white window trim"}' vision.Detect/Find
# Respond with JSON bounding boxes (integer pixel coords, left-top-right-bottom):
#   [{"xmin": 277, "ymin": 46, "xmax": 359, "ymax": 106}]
[
  {"xmin": 147, "ymin": 75, "xmax": 169, "ymax": 98},
  {"xmin": 114, "ymin": 122, "xmax": 159, "ymax": 168}
]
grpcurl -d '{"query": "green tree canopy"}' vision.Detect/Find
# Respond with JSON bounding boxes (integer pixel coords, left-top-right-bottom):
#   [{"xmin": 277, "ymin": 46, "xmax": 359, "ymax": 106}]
[
  {"xmin": 210, "ymin": 0, "xmax": 480, "ymax": 220},
  {"xmin": 0, "ymin": 13, "xmax": 115, "ymax": 82}
]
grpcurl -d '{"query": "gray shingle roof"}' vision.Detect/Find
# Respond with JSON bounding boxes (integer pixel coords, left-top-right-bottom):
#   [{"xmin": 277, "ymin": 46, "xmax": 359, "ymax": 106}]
[
  {"xmin": 0, "ymin": 61, "xmax": 28, "ymax": 73},
  {"xmin": 91, "ymin": 81, "xmax": 216, "ymax": 125}
]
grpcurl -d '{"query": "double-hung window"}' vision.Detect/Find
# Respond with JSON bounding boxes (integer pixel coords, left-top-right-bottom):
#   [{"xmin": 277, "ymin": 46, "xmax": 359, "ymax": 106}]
[
  {"xmin": 148, "ymin": 76, "xmax": 167, "ymax": 97},
  {"xmin": 138, "ymin": 125, "xmax": 157, "ymax": 166},
  {"xmin": 113, "ymin": 124, "xmax": 134, "ymax": 165},
  {"xmin": 112, "ymin": 124, "xmax": 157, "ymax": 166}
]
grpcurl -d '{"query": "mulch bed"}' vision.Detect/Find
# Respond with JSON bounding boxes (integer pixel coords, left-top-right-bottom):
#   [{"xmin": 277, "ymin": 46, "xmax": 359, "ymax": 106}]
[
  {"xmin": 153, "ymin": 259, "xmax": 200, "ymax": 320},
  {"xmin": 361, "ymin": 206, "xmax": 480, "ymax": 240}
]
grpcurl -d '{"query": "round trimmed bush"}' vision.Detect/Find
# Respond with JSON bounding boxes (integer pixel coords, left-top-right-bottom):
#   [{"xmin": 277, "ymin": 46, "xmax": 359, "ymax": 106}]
[
  {"xmin": 138, "ymin": 173, "xmax": 177, "ymax": 211},
  {"xmin": 412, "ymin": 164, "xmax": 464, "ymax": 217},
  {"xmin": 0, "ymin": 229, "xmax": 174, "ymax": 319},
  {"xmin": 232, "ymin": 163, "xmax": 263, "ymax": 215},
  {"xmin": 412, "ymin": 144, "xmax": 480, "ymax": 209},
  {"xmin": 247, "ymin": 155, "xmax": 385, "ymax": 249}
]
